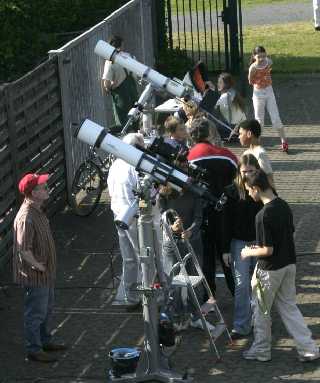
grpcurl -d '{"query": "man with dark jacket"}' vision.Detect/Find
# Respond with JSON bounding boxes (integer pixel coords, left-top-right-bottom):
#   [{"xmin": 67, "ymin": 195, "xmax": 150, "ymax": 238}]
[{"xmin": 188, "ymin": 117, "xmax": 238, "ymax": 300}]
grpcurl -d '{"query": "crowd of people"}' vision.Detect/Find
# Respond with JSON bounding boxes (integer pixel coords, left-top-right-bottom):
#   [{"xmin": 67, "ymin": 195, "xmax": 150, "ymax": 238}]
[{"xmin": 11, "ymin": 38, "xmax": 319, "ymax": 366}]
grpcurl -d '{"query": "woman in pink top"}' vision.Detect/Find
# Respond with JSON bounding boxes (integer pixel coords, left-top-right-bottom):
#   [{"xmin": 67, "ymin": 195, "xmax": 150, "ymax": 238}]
[{"xmin": 248, "ymin": 46, "xmax": 288, "ymax": 153}]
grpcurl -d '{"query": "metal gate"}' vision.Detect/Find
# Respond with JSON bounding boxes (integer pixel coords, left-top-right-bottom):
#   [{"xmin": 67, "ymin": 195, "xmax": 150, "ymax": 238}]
[{"xmin": 166, "ymin": 0, "xmax": 243, "ymax": 74}]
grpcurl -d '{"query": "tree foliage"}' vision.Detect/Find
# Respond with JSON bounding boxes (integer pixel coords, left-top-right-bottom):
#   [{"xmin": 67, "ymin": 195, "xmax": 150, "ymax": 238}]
[{"xmin": 0, "ymin": 0, "xmax": 127, "ymax": 82}]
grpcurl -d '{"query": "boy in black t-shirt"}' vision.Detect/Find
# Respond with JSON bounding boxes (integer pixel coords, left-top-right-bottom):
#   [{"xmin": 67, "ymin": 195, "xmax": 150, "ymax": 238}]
[{"xmin": 240, "ymin": 169, "xmax": 319, "ymax": 362}]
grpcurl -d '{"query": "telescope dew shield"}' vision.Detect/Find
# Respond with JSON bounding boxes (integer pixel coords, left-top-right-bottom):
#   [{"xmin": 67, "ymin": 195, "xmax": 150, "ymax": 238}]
[
  {"xmin": 76, "ymin": 119, "xmax": 218, "ymax": 203},
  {"xmin": 76, "ymin": 119, "xmax": 105, "ymax": 147},
  {"xmin": 94, "ymin": 40, "xmax": 117, "ymax": 61},
  {"xmin": 76, "ymin": 119, "xmax": 144, "ymax": 166},
  {"xmin": 95, "ymin": 40, "xmax": 149, "ymax": 78},
  {"xmin": 94, "ymin": 40, "xmax": 187, "ymax": 98}
]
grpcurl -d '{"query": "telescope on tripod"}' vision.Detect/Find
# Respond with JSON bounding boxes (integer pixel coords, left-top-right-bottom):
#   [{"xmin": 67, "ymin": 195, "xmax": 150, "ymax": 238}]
[
  {"xmin": 95, "ymin": 41, "xmax": 190, "ymax": 98},
  {"xmin": 95, "ymin": 40, "xmax": 232, "ymax": 136},
  {"xmin": 75, "ymin": 118, "xmax": 228, "ymax": 382}
]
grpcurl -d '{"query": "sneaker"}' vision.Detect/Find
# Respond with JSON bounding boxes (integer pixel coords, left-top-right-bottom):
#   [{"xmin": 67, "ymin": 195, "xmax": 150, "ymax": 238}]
[
  {"xmin": 43, "ymin": 342, "xmax": 68, "ymax": 352},
  {"xmin": 315, "ymin": 26, "xmax": 320, "ymax": 31},
  {"xmin": 243, "ymin": 348, "xmax": 271, "ymax": 362},
  {"xmin": 190, "ymin": 318, "xmax": 216, "ymax": 332},
  {"xmin": 281, "ymin": 141, "xmax": 289, "ymax": 153},
  {"xmin": 26, "ymin": 350, "xmax": 57, "ymax": 363},
  {"xmin": 230, "ymin": 329, "xmax": 249, "ymax": 340},
  {"xmin": 299, "ymin": 351, "xmax": 320, "ymax": 362}
]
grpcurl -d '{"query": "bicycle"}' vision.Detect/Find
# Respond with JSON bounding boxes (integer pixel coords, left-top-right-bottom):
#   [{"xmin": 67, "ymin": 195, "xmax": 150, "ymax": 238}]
[{"xmin": 70, "ymin": 146, "xmax": 114, "ymax": 216}]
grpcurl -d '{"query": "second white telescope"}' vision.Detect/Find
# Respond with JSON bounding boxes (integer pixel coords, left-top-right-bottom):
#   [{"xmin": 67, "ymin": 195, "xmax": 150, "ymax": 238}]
[{"xmin": 95, "ymin": 40, "xmax": 188, "ymax": 98}]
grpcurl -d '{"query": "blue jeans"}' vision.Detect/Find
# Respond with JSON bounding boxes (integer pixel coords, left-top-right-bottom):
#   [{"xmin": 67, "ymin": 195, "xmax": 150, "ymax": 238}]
[
  {"xmin": 230, "ymin": 239, "xmax": 256, "ymax": 334},
  {"xmin": 24, "ymin": 287, "xmax": 54, "ymax": 353}
]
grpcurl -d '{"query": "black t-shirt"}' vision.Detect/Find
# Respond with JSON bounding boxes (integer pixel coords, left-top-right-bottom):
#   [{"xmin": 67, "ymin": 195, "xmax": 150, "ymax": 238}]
[
  {"xmin": 256, "ymin": 197, "xmax": 296, "ymax": 271},
  {"xmin": 222, "ymin": 183, "xmax": 263, "ymax": 252}
]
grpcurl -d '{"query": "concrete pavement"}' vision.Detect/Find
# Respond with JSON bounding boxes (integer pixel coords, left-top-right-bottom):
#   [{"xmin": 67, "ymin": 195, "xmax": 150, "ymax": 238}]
[{"xmin": 1, "ymin": 74, "xmax": 320, "ymax": 382}]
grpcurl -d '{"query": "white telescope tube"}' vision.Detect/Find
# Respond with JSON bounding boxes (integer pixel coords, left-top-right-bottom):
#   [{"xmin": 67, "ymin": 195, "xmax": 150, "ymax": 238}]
[
  {"xmin": 76, "ymin": 119, "xmax": 218, "ymax": 204},
  {"xmin": 76, "ymin": 119, "xmax": 189, "ymax": 186},
  {"xmin": 94, "ymin": 40, "xmax": 187, "ymax": 98}
]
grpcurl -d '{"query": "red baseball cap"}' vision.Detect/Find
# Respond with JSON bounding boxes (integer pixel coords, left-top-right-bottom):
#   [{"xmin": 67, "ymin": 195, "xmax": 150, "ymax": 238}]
[{"xmin": 18, "ymin": 173, "xmax": 49, "ymax": 195}]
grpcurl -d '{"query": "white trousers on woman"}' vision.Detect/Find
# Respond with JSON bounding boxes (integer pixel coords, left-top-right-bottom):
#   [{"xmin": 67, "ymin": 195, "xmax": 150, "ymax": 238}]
[
  {"xmin": 249, "ymin": 264, "xmax": 318, "ymax": 358},
  {"xmin": 314, "ymin": 0, "xmax": 320, "ymax": 27},
  {"xmin": 252, "ymin": 85, "xmax": 285, "ymax": 140}
]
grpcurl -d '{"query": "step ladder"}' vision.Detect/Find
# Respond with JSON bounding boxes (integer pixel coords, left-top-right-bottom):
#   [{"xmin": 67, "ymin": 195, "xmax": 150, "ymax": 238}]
[{"xmin": 161, "ymin": 209, "xmax": 232, "ymax": 360}]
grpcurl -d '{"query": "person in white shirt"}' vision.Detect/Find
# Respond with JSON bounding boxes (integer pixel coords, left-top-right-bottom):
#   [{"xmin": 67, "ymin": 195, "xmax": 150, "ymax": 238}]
[
  {"xmin": 215, "ymin": 72, "xmax": 246, "ymax": 128},
  {"xmin": 102, "ymin": 35, "xmax": 138, "ymax": 128},
  {"xmin": 107, "ymin": 133, "xmax": 144, "ymax": 306},
  {"xmin": 238, "ymin": 119, "xmax": 275, "ymax": 189}
]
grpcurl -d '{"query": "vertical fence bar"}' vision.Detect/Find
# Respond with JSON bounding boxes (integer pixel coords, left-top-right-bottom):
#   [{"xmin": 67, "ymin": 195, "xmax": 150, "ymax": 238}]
[
  {"xmin": 209, "ymin": 0, "xmax": 215, "ymax": 70},
  {"xmin": 228, "ymin": 0, "xmax": 240, "ymax": 74},
  {"xmin": 238, "ymin": 0, "xmax": 243, "ymax": 68},
  {"xmin": 182, "ymin": 0, "xmax": 187, "ymax": 52},
  {"xmin": 49, "ymin": 49, "xmax": 74, "ymax": 202},
  {"xmin": 175, "ymin": 0, "xmax": 181, "ymax": 49},
  {"xmin": 222, "ymin": 0, "xmax": 230, "ymax": 71},
  {"xmin": 238, "ymin": 0, "xmax": 245, "ymax": 94},
  {"xmin": 189, "ymin": 0, "xmax": 195, "ymax": 61},
  {"xmin": 167, "ymin": 0, "xmax": 174, "ymax": 50},
  {"xmin": 140, "ymin": 0, "xmax": 146, "ymax": 60},
  {"xmin": 216, "ymin": 0, "xmax": 222, "ymax": 70},
  {"xmin": 195, "ymin": 0, "xmax": 201, "ymax": 61},
  {"xmin": 202, "ymin": 0, "xmax": 208, "ymax": 66}
]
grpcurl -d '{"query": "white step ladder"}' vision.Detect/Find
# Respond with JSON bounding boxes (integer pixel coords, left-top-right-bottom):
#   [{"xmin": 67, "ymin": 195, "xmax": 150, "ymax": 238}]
[{"xmin": 162, "ymin": 209, "xmax": 232, "ymax": 360}]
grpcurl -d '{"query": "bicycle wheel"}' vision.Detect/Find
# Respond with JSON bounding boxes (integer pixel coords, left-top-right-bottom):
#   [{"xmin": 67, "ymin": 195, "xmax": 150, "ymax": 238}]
[{"xmin": 70, "ymin": 161, "xmax": 103, "ymax": 216}]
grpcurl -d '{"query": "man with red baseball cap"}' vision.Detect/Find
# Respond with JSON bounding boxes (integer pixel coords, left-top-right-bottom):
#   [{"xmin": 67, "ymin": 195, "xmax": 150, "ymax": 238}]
[
  {"xmin": 18, "ymin": 173, "xmax": 50, "ymax": 196},
  {"xmin": 13, "ymin": 173, "xmax": 67, "ymax": 363}
]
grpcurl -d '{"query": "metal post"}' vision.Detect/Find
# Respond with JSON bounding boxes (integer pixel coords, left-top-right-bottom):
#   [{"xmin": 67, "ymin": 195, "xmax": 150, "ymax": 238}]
[
  {"xmin": 228, "ymin": 0, "xmax": 240, "ymax": 74},
  {"xmin": 167, "ymin": 0, "xmax": 174, "ymax": 50}
]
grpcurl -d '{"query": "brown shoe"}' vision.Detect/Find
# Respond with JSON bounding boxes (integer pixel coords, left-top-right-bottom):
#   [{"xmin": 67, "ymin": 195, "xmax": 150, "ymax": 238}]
[
  {"xmin": 26, "ymin": 350, "xmax": 57, "ymax": 363},
  {"xmin": 43, "ymin": 342, "xmax": 68, "ymax": 352}
]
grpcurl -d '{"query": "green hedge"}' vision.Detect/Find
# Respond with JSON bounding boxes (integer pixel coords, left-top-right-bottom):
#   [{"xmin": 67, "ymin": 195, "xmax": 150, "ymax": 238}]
[{"xmin": 0, "ymin": 0, "xmax": 127, "ymax": 83}]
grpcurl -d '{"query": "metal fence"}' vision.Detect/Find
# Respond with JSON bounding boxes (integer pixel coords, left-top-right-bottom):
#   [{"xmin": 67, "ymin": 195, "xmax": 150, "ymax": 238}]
[
  {"xmin": 0, "ymin": 57, "xmax": 67, "ymax": 267},
  {"xmin": 166, "ymin": 0, "xmax": 243, "ymax": 74},
  {"xmin": 49, "ymin": 0, "xmax": 155, "ymax": 196}
]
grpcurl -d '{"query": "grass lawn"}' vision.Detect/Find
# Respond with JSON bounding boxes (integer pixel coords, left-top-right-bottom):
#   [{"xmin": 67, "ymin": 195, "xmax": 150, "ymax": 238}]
[
  {"xmin": 170, "ymin": 0, "xmax": 309, "ymax": 14},
  {"xmin": 172, "ymin": 21, "xmax": 320, "ymax": 73},
  {"xmin": 243, "ymin": 22, "xmax": 320, "ymax": 73}
]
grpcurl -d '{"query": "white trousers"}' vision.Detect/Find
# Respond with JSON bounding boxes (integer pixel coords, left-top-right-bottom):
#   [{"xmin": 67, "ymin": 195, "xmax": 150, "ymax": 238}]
[
  {"xmin": 115, "ymin": 219, "xmax": 141, "ymax": 303},
  {"xmin": 252, "ymin": 85, "xmax": 285, "ymax": 140},
  {"xmin": 314, "ymin": 0, "xmax": 320, "ymax": 27},
  {"xmin": 250, "ymin": 264, "xmax": 318, "ymax": 357}
]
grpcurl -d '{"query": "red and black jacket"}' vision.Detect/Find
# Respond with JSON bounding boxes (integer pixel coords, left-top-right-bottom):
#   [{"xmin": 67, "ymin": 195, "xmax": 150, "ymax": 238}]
[{"xmin": 188, "ymin": 142, "xmax": 238, "ymax": 198}]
